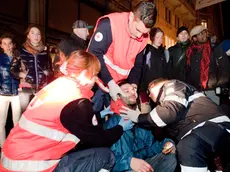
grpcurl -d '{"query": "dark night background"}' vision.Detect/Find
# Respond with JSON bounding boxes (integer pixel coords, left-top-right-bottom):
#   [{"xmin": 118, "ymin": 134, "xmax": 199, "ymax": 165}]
[{"xmin": 222, "ymin": 0, "xmax": 230, "ymax": 39}]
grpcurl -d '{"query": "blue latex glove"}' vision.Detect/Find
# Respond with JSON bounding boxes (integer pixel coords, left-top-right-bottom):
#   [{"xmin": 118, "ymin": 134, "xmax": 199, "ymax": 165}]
[
  {"xmin": 100, "ymin": 106, "xmax": 114, "ymax": 118},
  {"xmin": 118, "ymin": 117, "xmax": 134, "ymax": 131}
]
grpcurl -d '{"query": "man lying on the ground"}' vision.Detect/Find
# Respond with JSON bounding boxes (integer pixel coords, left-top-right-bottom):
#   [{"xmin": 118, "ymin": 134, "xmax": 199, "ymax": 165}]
[{"xmin": 101, "ymin": 80, "xmax": 177, "ymax": 172}]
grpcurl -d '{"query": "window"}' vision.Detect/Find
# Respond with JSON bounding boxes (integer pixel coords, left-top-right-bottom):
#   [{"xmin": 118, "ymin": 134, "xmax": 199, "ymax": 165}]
[
  {"xmin": 201, "ymin": 19, "xmax": 208, "ymax": 28},
  {"xmin": 165, "ymin": 7, "xmax": 171, "ymax": 24},
  {"xmin": 175, "ymin": 16, "xmax": 180, "ymax": 28}
]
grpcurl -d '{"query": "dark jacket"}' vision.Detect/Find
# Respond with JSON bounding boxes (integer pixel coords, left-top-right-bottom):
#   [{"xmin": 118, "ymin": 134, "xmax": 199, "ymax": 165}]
[
  {"xmin": 140, "ymin": 44, "xmax": 169, "ymax": 92},
  {"xmin": 168, "ymin": 41, "xmax": 190, "ymax": 82},
  {"xmin": 138, "ymin": 80, "xmax": 226, "ymax": 141},
  {"xmin": 186, "ymin": 42, "xmax": 230, "ymax": 90},
  {"xmin": 10, "ymin": 47, "xmax": 53, "ymax": 90},
  {"xmin": 58, "ymin": 33, "xmax": 88, "ymax": 56},
  {"xmin": 0, "ymin": 53, "xmax": 19, "ymax": 95}
]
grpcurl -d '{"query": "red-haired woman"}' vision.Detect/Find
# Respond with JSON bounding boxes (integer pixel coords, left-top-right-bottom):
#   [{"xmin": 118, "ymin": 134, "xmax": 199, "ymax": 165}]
[{"xmin": 1, "ymin": 50, "xmax": 133, "ymax": 172}]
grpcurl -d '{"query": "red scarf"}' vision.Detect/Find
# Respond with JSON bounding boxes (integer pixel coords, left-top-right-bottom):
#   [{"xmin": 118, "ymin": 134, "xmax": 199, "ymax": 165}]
[{"xmin": 186, "ymin": 41, "xmax": 211, "ymax": 89}]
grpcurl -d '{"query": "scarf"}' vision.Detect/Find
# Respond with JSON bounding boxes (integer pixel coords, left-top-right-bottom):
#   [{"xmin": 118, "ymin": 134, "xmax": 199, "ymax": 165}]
[
  {"xmin": 23, "ymin": 39, "xmax": 45, "ymax": 55},
  {"xmin": 186, "ymin": 41, "xmax": 211, "ymax": 89}
]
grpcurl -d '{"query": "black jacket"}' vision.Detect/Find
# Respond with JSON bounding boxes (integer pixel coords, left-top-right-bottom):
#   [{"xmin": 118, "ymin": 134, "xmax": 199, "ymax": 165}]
[
  {"xmin": 168, "ymin": 41, "xmax": 190, "ymax": 82},
  {"xmin": 58, "ymin": 33, "xmax": 88, "ymax": 56},
  {"xmin": 186, "ymin": 42, "xmax": 230, "ymax": 90},
  {"xmin": 139, "ymin": 44, "xmax": 169, "ymax": 92},
  {"xmin": 10, "ymin": 47, "xmax": 53, "ymax": 89},
  {"xmin": 61, "ymin": 98, "xmax": 123, "ymax": 148},
  {"xmin": 138, "ymin": 80, "xmax": 226, "ymax": 141}
]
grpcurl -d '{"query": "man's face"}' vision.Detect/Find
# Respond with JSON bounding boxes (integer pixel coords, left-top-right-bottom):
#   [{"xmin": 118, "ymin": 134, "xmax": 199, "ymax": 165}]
[
  {"xmin": 129, "ymin": 13, "xmax": 150, "ymax": 39},
  {"xmin": 120, "ymin": 83, "xmax": 137, "ymax": 105},
  {"xmin": 74, "ymin": 28, "xmax": 89, "ymax": 40},
  {"xmin": 0, "ymin": 38, "xmax": 13, "ymax": 54},
  {"xmin": 196, "ymin": 29, "xmax": 208, "ymax": 43},
  {"xmin": 148, "ymin": 84, "xmax": 162, "ymax": 103},
  {"xmin": 177, "ymin": 30, "xmax": 189, "ymax": 43}
]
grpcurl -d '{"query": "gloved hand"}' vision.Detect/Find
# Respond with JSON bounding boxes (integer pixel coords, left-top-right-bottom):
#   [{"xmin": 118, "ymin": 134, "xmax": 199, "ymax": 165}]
[
  {"xmin": 100, "ymin": 106, "xmax": 114, "ymax": 118},
  {"xmin": 118, "ymin": 117, "xmax": 134, "ymax": 131},
  {"xmin": 120, "ymin": 106, "xmax": 141, "ymax": 123},
  {"xmin": 108, "ymin": 80, "xmax": 126, "ymax": 101}
]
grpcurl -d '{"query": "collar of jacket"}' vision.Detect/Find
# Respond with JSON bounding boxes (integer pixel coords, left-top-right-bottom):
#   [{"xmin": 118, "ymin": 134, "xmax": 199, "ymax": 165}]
[{"xmin": 70, "ymin": 33, "xmax": 86, "ymax": 48}]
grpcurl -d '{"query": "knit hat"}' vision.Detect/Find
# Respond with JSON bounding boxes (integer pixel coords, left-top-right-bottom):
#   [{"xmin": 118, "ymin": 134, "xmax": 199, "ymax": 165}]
[
  {"xmin": 72, "ymin": 20, "xmax": 93, "ymax": 29},
  {"xmin": 177, "ymin": 26, "xmax": 189, "ymax": 36},
  {"xmin": 222, "ymin": 40, "xmax": 230, "ymax": 52},
  {"xmin": 190, "ymin": 25, "xmax": 207, "ymax": 38}
]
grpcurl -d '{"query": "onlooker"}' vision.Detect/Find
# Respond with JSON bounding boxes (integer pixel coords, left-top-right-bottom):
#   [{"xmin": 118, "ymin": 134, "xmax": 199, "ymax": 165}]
[
  {"xmin": 186, "ymin": 25, "xmax": 230, "ymax": 104},
  {"xmin": 168, "ymin": 26, "xmax": 190, "ymax": 82},
  {"xmin": 58, "ymin": 20, "xmax": 93, "ymax": 57},
  {"xmin": 53, "ymin": 20, "xmax": 93, "ymax": 76},
  {"xmin": 102, "ymin": 80, "xmax": 177, "ymax": 172},
  {"xmin": 0, "ymin": 33, "xmax": 21, "ymax": 148},
  {"xmin": 10, "ymin": 25, "xmax": 53, "ymax": 113},
  {"xmin": 139, "ymin": 27, "xmax": 169, "ymax": 113}
]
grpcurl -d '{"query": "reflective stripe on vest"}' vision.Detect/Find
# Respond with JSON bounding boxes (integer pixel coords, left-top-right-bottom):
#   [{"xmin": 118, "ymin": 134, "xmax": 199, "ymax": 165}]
[
  {"xmin": 1, "ymin": 153, "xmax": 60, "ymax": 171},
  {"xmin": 181, "ymin": 115, "xmax": 230, "ymax": 139},
  {"xmin": 103, "ymin": 55, "xmax": 130, "ymax": 76},
  {"xmin": 19, "ymin": 115, "xmax": 80, "ymax": 143},
  {"xmin": 1, "ymin": 116, "xmax": 80, "ymax": 171},
  {"xmin": 163, "ymin": 93, "xmax": 205, "ymax": 107}
]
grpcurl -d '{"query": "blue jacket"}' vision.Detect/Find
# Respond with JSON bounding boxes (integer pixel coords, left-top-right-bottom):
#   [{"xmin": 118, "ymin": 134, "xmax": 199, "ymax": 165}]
[
  {"xmin": 104, "ymin": 115, "xmax": 174, "ymax": 172},
  {"xmin": 0, "ymin": 53, "xmax": 19, "ymax": 95}
]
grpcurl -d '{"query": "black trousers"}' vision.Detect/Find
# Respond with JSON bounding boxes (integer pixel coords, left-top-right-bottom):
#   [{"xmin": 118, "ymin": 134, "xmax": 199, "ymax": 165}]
[{"xmin": 177, "ymin": 121, "xmax": 230, "ymax": 171}]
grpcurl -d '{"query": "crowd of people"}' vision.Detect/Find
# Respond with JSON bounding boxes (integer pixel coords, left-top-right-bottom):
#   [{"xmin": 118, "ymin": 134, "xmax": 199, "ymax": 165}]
[{"xmin": 0, "ymin": 1, "xmax": 230, "ymax": 172}]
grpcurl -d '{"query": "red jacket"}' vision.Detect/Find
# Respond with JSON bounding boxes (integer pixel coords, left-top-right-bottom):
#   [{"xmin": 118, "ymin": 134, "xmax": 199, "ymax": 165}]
[{"xmin": 0, "ymin": 77, "xmax": 93, "ymax": 172}]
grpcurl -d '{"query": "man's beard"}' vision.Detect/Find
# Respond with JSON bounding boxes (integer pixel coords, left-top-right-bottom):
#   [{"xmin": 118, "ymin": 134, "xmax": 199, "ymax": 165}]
[{"xmin": 120, "ymin": 96, "xmax": 137, "ymax": 110}]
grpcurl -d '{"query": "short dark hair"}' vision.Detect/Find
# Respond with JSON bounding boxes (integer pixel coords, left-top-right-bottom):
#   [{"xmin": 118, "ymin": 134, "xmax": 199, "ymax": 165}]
[
  {"xmin": 0, "ymin": 33, "xmax": 14, "ymax": 44},
  {"xmin": 132, "ymin": 1, "xmax": 157, "ymax": 28},
  {"xmin": 118, "ymin": 79, "xmax": 130, "ymax": 87},
  {"xmin": 148, "ymin": 78, "xmax": 168, "ymax": 89},
  {"xmin": 150, "ymin": 27, "xmax": 164, "ymax": 41}
]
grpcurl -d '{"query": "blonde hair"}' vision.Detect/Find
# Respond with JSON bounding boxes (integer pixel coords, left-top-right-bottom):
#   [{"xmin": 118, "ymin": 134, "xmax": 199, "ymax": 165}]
[
  {"xmin": 66, "ymin": 50, "xmax": 101, "ymax": 78},
  {"xmin": 148, "ymin": 78, "xmax": 168, "ymax": 89}
]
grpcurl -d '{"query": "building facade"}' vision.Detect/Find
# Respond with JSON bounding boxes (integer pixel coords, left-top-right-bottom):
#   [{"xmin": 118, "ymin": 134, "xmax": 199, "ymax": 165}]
[{"xmin": 0, "ymin": 0, "xmax": 224, "ymax": 49}]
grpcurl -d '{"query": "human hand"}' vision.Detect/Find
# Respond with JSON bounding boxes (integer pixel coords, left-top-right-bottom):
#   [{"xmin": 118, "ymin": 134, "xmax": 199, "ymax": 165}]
[
  {"xmin": 120, "ymin": 106, "xmax": 141, "ymax": 123},
  {"xmin": 100, "ymin": 106, "xmax": 113, "ymax": 118},
  {"xmin": 118, "ymin": 117, "xmax": 134, "ymax": 131},
  {"xmin": 162, "ymin": 142, "xmax": 176, "ymax": 154},
  {"xmin": 130, "ymin": 157, "xmax": 154, "ymax": 172},
  {"xmin": 108, "ymin": 80, "xmax": 126, "ymax": 101},
  {"xmin": 19, "ymin": 70, "xmax": 29, "ymax": 79}
]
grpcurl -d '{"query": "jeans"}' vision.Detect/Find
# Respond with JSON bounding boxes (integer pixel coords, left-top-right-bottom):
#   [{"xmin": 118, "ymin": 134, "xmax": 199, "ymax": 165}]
[
  {"xmin": 0, "ymin": 95, "xmax": 21, "ymax": 147},
  {"xmin": 54, "ymin": 147, "xmax": 115, "ymax": 172},
  {"xmin": 19, "ymin": 88, "xmax": 35, "ymax": 113},
  {"xmin": 126, "ymin": 153, "xmax": 177, "ymax": 172},
  {"xmin": 92, "ymin": 89, "xmax": 111, "ymax": 113}
]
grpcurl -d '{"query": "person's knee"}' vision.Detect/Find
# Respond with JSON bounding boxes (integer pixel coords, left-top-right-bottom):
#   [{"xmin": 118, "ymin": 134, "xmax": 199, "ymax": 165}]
[
  {"xmin": 164, "ymin": 154, "xmax": 177, "ymax": 169},
  {"xmin": 95, "ymin": 148, "xmax": 115, "ymax": 169}
]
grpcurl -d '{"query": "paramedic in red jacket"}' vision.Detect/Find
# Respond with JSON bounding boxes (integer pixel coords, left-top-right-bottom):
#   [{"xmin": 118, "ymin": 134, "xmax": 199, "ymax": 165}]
[
  {"xmin": 0, "ymin": 50, "xmax": 133, "ymax": 172},
  {"xmin": 88, "ymin": 1, "xmax": 157, "ymax": 113}
]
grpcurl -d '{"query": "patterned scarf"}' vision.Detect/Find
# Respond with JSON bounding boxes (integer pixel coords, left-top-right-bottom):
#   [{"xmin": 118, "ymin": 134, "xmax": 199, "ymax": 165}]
[
  {"xmin": 23, "ymin": 39, "xmax": 45, "ymax": 55},
  {"xmin": 186, "ymin": 41, "xmax": 211, "ymax": 89}
]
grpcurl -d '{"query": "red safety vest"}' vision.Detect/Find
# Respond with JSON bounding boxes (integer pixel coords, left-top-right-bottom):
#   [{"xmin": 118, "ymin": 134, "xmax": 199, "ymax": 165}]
[
  {"xmin": 0, "ymin": 77, "xmax": 94, "ymax": 172},
  {"xmin": 94, "ymin": 12, "xmax": 149, "ymax": 83}
]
